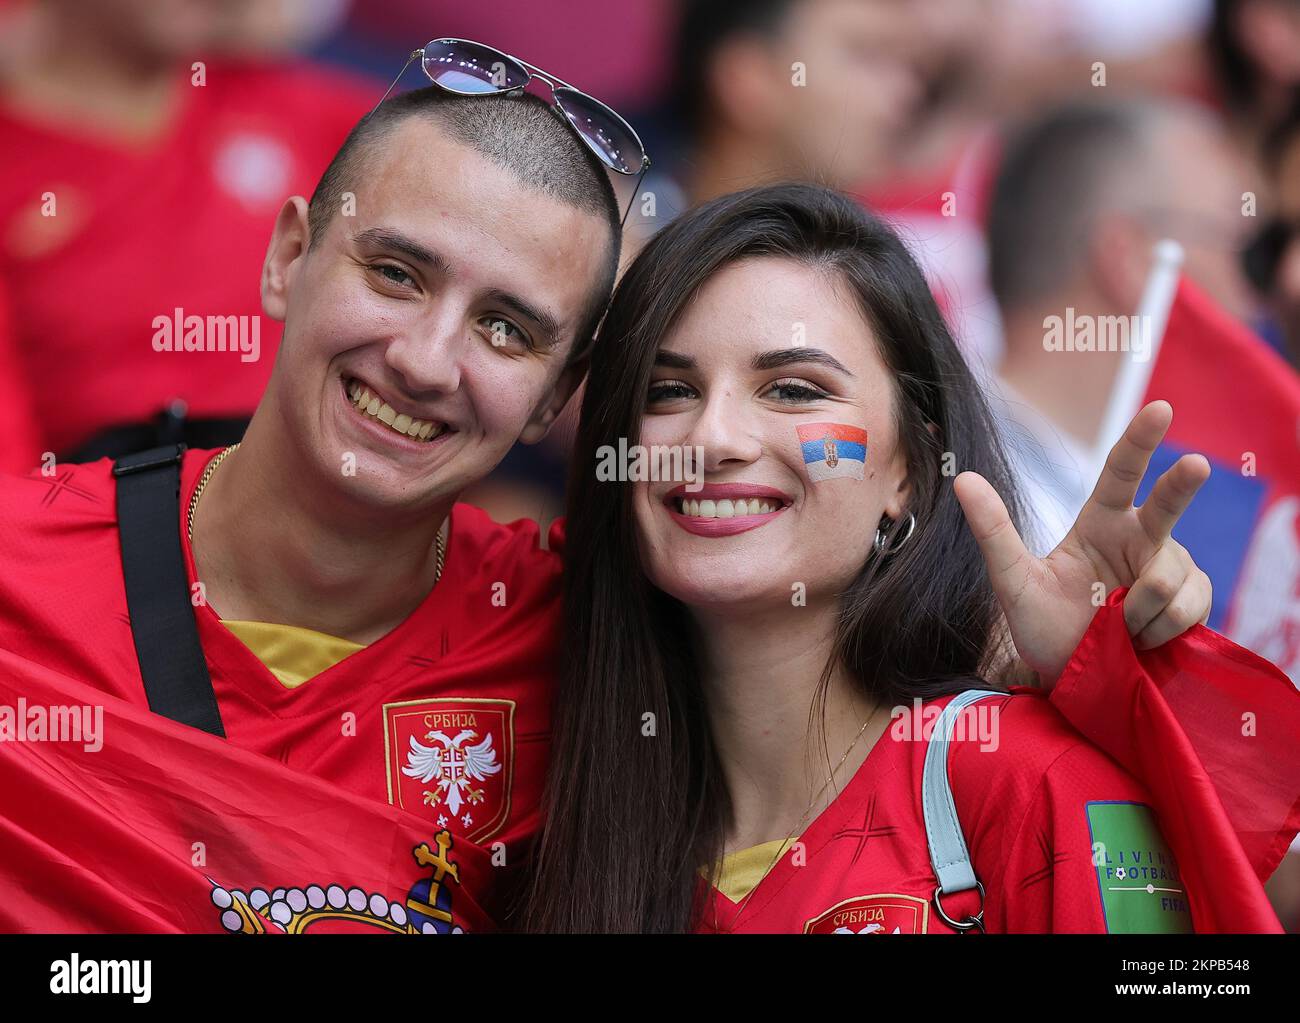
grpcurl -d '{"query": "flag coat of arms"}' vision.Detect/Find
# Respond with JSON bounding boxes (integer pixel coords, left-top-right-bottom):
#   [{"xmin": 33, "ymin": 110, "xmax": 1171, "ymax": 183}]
[
  {"xmin": 1138, "ymin": 278, "xmax": 1300, "ymax": 684},
  {"xmin": 797, "ymin": 422, "xmax": 868, "ymax": 481}
]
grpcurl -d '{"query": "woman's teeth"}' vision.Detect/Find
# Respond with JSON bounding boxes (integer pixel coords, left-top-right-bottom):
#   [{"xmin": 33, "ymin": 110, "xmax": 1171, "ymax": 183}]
[
  {"xmin": 347, "ymin": 380, "xmax": 444, "ymax": 442},
  {"xmin": 675, "ymin": 497, "xmax": 779, "ymax": 518}
]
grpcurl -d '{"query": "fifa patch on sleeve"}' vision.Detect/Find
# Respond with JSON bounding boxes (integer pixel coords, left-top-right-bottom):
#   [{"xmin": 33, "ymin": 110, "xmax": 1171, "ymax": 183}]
[
  {"xmin": 1086, "ymin": 801, "xmax": 1193, "ymax": 933},
  {"xmin": 797, "ymin": 423, "xmax": 867, "ymax": 482}
]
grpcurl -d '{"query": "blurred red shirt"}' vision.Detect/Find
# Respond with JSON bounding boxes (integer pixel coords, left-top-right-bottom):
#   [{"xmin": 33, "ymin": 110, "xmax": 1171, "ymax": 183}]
[{"xmin": 0, "ymin": 60, "xmax": 373, "ymax": 456}]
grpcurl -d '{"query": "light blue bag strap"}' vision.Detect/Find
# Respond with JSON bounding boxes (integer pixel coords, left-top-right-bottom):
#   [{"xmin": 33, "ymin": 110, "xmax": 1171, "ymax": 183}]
[{"xmin": 921, "ymin": 689, "xmax": 1006, "ymax": 896}]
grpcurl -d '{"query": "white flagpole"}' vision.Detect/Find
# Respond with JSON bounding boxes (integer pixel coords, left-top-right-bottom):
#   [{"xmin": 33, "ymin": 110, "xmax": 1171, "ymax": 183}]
[{"xmin": 1088, "ymin": 239, "xmax": 1184, "ymax": 483}]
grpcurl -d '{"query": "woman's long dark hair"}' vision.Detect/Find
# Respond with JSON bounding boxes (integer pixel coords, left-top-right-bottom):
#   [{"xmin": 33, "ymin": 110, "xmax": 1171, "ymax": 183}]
[{"xmin": 523, "ymin": 183, "xmax": 1024, "ymax": 933}]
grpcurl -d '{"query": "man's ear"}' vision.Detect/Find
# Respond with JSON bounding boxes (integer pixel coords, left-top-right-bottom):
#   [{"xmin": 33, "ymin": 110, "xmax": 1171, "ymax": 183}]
[
  {"xmin": 1089, "ymin": 214, "xmax": 1148, "ymax": 313},
  {"xmin": 519, "ymin": 356, "xmax": 588, "ymax": 445},
  {"xmin": 261, "ymin": 196, "xmax": 312, "ymax": 323}
]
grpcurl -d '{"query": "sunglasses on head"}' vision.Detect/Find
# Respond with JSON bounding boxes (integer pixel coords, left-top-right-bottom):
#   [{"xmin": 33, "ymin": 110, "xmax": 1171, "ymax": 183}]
[{"xmin": 375, "ymin": 37, "xmax": 650, "ymax": 223}]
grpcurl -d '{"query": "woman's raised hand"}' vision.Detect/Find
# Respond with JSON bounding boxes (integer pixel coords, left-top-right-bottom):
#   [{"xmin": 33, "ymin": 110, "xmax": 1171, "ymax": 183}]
[{"xmin": 953, "ymin": 401, "xmax": 1213, "ymax": 686}]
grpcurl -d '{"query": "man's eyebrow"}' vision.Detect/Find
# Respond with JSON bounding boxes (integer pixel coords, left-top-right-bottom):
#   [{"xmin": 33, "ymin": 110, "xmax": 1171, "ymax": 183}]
[
  {"xmin": 750, "ymin": 347, "xmax": 854, "ymax": 377},
  {"xmin": 654, "ymin": 349, "xmax": 695, "ymax": 369},
  {"xmin": 353, "ymin": 228, "xmax": 452, "ymax": 275},
  {"xmin": 354, "ymin": 229, "xmax": 562, "ymax": 347},
  {"xmin": 483, "ymin": 289, "xmax": 563, "ymax": 349}
]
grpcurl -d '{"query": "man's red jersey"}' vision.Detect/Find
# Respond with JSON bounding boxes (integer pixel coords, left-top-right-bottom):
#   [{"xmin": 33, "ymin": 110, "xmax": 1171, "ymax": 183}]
[
  {"xmin": 0, "ymin": 449, "xmax": 561, "ymax": 925},
  {"xmin": 699, "ymin": 690, "xmax": 1223, "ymax": 934}
]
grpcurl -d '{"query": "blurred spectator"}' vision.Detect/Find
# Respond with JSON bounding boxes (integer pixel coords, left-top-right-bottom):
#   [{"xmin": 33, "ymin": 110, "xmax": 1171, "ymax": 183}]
[
  {"xmin": 0, "ymin": 0, "xmax": 372, "ymax": 464},
  {"xmin": 666, "ymin": 0, "xmax": 925, "ymax": 208},
  {"xmin": 985, "ymin": 0, "xmax": 1214, "ymax": 112},
  {"xmin": 1244, "ymin": 90, "xmax": 1300, "ymax": 367},
  {"xmin": 1209, "ymin": 0, "xmax": 1300, "ymax": 147},
  {"xmin": 0, "ymin": 277, "xmax": 40, "ymax": 472},
  {"xmin": 987, "ymin": 99, "xmax": 1257, "ymax": 548},
  {"xmin": 862, "ymin": 0, "xmax": 1218, "ymax": 367}
]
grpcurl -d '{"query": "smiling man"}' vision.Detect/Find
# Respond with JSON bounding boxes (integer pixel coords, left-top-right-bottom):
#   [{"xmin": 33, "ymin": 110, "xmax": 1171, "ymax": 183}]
[
  {"xmin": 195, "ymin": 87, "xmax": 615, "ymax": 642},
  {"xmin": 0, "ymin": 83, "xmax": 620, "ymax": 931}
]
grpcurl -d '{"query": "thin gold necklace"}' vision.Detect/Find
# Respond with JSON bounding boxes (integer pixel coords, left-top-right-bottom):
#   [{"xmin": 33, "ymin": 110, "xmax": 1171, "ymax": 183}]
[
  {"xmin": 724, "ymin": 700, "xmax": 883, "ymax": 924},
  {"xmin": 186, "ymin": 444, "xmax": 446, "ymax": 582}
]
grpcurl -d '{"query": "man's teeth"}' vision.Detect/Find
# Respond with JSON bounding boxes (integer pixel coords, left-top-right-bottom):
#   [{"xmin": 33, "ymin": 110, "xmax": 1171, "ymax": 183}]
[
  {"xmin": 675, "ymin": 497, "xmax": 779, "ymax": 518},
  {"xmin": 347, "ymin": 380, "xmax": 443, "ymax": 441}
]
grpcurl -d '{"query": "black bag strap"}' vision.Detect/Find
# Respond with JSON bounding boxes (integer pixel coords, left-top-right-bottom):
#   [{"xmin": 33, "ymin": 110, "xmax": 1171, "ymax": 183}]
[{"xmin": 113, "ymin": 444, "xmax": 226, "ymax": 738}]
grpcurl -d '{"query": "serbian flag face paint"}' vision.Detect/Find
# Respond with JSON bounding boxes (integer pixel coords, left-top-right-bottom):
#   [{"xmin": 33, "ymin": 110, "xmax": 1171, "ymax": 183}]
[{"xmin": 797, "ymin": 422, "xmax": 868, "ymax": 482}]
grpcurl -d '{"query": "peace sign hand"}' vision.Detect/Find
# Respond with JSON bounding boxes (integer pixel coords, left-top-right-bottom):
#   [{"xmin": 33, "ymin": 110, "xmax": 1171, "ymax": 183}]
[{"xmin": 954, "ymin": 401, "xmax": 1213, "ymax": 686}]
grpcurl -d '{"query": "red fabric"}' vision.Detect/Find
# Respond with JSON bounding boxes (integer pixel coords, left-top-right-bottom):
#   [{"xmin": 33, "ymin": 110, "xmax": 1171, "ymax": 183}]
[
  {"xmin": 0, "ymin": 60, "xmax": 374, "ymax": 455},
  {"xmin": 0, "ymin": 646, "xmax": 499, "ymax": 933},
  {"xmin": 0, "ymin": 277, "xmax": 40, "ymax": 472},
  {"xmin": 1150, "ymin": 277, "xmax": 1300, "ymax": 487},
  {"xmin": 1051, "ymin": 587, "xmax": 1300, "ymax": 933},
  {"xmin": 1144, "ymin": 277, "xmax": 1300, "ymax": 679},
  {"xmin": 0, "ymin": 450, "xmax": 563, "ymax": 928},
  {"xmin": 699, "ymin": 686, "xmax": 1236, "ymax": 933}
]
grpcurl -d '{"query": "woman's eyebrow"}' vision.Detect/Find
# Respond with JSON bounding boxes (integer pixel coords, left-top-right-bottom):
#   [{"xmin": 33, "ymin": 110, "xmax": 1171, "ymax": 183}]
[
  {"xmin": 654, "ymin": 350, "xmax": 695, "ymax": 369},
  {"xmin": 750, "ymin": 348, "xmax": 854, "ymax": 377}
]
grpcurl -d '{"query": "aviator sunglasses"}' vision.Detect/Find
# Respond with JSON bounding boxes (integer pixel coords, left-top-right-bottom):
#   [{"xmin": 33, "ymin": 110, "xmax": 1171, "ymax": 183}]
[{"xmin": 376, "ymin": 37, "xmax": 651, "ymax": 225}]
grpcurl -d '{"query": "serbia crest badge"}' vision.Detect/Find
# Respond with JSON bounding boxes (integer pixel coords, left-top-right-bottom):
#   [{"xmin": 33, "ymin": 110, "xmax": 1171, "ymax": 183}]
[
  {"xmin": 384, "ymin": 697, "xmax": 515, "ymax": 843},
  {"xmin": 804, "ymin": 893, "xmax": 930, "ymax": 934}
]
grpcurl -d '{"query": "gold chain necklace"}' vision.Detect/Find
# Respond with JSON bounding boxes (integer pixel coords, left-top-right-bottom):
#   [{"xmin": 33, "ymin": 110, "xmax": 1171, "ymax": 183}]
[
  {"xmin": 186, "ymin": 444, "xmax": 446, "ymax": 582},
  {"xmin": 725, "ymin": 699, "xmax": 883, "ymax": 924},
  {"xmin": 187, "ymin": 443, "xmax": 240, "ymax": 543}
]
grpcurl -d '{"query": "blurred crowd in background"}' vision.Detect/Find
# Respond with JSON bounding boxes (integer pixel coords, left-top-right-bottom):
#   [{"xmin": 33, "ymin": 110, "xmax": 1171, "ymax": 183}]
[{"xmin": 1, "ymin": 0, "xmax": 1298, "ymax": 926}]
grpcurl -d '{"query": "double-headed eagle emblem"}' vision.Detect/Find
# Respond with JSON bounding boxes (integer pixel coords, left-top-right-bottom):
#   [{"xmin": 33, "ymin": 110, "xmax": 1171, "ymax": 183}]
[{"xmin": 402, "ymin": 729, "xmax": 502, "ymax": 816}]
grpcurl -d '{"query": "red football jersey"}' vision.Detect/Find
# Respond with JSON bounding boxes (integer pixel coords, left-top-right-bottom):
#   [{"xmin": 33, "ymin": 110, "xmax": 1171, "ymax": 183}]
[
  {"xmin": 0, "ymin": 449, "xmax": 562, "ymax": 924},
  {"xmin": 698, "ymin": 691, "xmax": 1199, "ymax": 934},
  {"xmin": 0, "ymin": 60, "xmax": 373, "ymax": 455}
]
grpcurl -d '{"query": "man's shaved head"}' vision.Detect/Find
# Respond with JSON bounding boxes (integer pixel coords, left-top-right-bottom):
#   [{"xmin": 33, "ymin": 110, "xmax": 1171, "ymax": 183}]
[{"xmin": 307, "ymin": 86, "xmax": 622, "ymax": 355}]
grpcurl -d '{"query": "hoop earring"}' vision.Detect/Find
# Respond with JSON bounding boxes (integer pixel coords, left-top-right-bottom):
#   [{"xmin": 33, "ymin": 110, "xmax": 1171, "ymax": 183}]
[{"xmin": 873, "ymin": 510, "xmax": 917, "ymax": 557}]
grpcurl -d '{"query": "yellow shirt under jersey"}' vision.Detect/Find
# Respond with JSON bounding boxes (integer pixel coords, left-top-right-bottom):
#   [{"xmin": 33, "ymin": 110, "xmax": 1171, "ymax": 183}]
[
  {"xmin": 222, "ymin": 620, "xmax": 366, "ymax": 689},
  {"xmin": 710, "ymin": 837, "xmax": 799, "ymax": 902}
]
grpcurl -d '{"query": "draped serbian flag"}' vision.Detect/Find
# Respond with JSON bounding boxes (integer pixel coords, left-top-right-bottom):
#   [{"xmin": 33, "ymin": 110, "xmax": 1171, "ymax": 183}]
[
  {"xmin": 0, "ymin": 647, "xmax": 499, "ymax": 934},
  {"xmin": 1052, "ymin": 588, "xmax": 1300, "ymax": 933},
  {"xmin": 1135, "ymin": 277, "xmax": 1300, "ymax": 685}
]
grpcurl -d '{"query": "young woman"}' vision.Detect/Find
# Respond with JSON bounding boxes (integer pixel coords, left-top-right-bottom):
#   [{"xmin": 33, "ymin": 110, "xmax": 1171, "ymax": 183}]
[{"xmin": 526, "ymin": 182, "xmax": 1290, "ymax": 933}]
